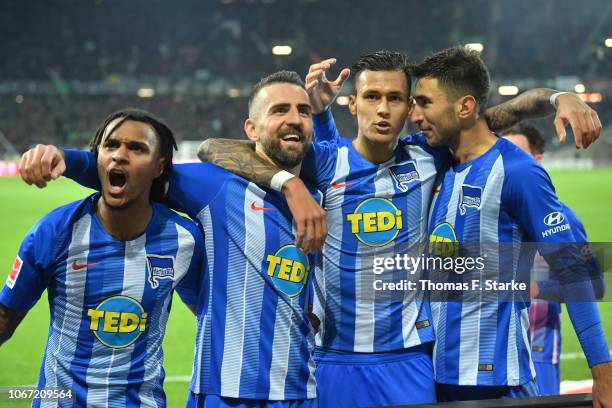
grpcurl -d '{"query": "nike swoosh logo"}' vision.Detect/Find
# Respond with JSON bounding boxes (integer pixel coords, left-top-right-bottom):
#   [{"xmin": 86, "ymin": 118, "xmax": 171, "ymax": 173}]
[
  {"xmin": 71, "ymin": 260, "xmax": 100, "ymax": 270},
  {"xmin": 250, "ymin": 202, "xmax": 274, "ymax": 211},
  {"xmin": 331, "ymin": 181, "xmax": 357, "ymax": 189}
]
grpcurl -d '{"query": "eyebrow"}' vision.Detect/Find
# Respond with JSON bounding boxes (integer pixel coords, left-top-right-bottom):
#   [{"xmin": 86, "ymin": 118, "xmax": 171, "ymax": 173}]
[
  {"xmin": 104, "ymin": 136, "xmax": 151, "ymax": 149},
  {"xmin": 267, "ymin": 103, "xmax": 312, "ymax": 112}
]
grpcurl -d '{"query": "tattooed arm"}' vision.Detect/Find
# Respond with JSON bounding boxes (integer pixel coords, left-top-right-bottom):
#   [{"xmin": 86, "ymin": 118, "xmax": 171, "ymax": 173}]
[
  {"xmin": 484, "ymin": 88, "xmax": 601, "ymax": 148},
  {"xmin": 198, "ymin": 139, "xmax": 281, "ymax": 188},
  {"xmin": 198, "ymin": 138, "xmax": 327, "ymax": 254}
]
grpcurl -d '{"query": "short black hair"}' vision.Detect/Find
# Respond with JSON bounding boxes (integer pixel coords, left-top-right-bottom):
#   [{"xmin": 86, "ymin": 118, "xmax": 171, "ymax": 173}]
[
  {"xmin": 90, "ymin": 109, "xmax": 177, "ymax": 201},
  {"xmin": 248, "ymin": 70, "xmax": 305, "ymax": 116},
  {"xmin": 351, "ymin": 50, "xmax": 412, "ymax": 93},
  {"xmin": 505, "ymin": 123, "xmax": 547, "ymax": 155},
  {"xmin": 412, "ymin": 46, "xmax": 490, "ymax": 115}
]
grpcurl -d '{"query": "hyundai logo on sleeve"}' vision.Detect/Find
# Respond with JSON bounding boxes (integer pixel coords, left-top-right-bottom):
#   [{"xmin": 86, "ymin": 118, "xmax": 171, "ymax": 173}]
[{"xmin": 543, "ymin": 212, "xmax": 565, "ymax": 227}]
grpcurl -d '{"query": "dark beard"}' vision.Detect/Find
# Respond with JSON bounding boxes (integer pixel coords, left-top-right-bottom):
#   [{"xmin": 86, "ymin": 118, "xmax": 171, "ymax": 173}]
[{"xmin": 261, "ymin": 137, "xmax": 308, "ymax": 168}]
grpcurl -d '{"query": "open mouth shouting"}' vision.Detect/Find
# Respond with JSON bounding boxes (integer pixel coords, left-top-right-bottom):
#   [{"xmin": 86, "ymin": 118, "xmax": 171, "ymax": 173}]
[{"xmin": 107, "ymin": 168, "xmax": 128, "ymax": 197}]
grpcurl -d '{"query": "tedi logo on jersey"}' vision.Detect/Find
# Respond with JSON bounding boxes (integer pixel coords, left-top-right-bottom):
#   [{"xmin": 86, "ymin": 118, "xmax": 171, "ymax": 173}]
[
  {"xmin": 347, "ymin": 198, "xmax": 403, "ymax": 247},
  {"xmin": 429, "ymin": 222, "xmax": 459, "ymax": 258},
  {"xmin": 389, "ymin": 161, "xmax": 420, "ymax": 192},
  {"xmin": 541, "ymin": 211, "xmax": 570, "ymax": 238},
  {"xmin": 88, "ymin": 296, "xmax": 147, "ymax": 348},
  {"xmin": 147, "ymin": 255, "xmax": 175, "ymax": 288},
  {"xmin": 266, "ymin": 245, "xmax": 310, "ymax": 297},
  {"xmin": 460, "ymin": 185, "xmax": 482, "ymax": 215}
]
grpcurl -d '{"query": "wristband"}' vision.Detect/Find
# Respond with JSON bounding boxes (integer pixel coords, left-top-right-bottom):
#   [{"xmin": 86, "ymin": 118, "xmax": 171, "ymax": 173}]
[
  {"xmin": 550, "ymin": 92, "xmax": 568, "ymax": 109},
  {"xmin": 271, "ymin": 170, "xmax": 295, "ymax": 192}
]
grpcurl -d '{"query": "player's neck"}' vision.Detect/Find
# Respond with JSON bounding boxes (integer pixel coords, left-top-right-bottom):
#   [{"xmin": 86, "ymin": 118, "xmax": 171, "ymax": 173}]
[
  {"xmin": 450, "ymin": 118, "xmax": 498, "ymax": 164},
  {"xmin": 96, "ymin": 197, "xmax": 153, "ymax": 241},
  {"xmin": 352, "ymin": 135, "xmax": 397, "ymax": 164}
]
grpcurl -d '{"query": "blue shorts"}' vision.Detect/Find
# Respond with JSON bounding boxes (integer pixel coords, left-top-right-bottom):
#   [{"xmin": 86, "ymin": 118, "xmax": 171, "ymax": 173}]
[
  {"xmin": 534, "ymin": 361, "xmax": 560, "ymax": 396},
  {"xmin": 314, "ymin": 343, "xmax": 436, "ymax": 408},
  {"xmin": 186, "ymin": 392, "xmax": 316, "ymax": 408},
  {"xmin": 436, "ymin": 379, "xmax": 539, "ymax": 402}
]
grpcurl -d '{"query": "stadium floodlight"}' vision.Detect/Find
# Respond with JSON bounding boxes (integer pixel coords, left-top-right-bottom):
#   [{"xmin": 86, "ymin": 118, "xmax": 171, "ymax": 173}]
[
  {"xmin": 137, "ymin": 87, "xmax": 155, "ymax": 98},
  {"xmin": 465, "ymin": 43, "xmax": 484, "ymax": 53},
  {"xmin": 574, "ymin": 83, "xmax": 586, "ymax": 93},
  {"xmin": 605, "ymin": 38, "xmax": 612, "ymax": 47},
  {"xmin": 336, "ymin": 96, "xmax": 349, "ymax": 106},
  {"xmin": 498, "ymin": 85, "xmax": 519, "ymax": 96},
  {"xmin": 272, "ymin": 45, "xmax": 292, "ymax": 56},
  {"xmin": 227, "ymin": 88, "xmax": 240, "ymax": 98}
]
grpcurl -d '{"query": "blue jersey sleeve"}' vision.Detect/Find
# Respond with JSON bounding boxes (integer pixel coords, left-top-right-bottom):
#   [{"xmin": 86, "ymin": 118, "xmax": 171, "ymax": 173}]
[
  {"xmin": 538, "ymin": 203, "xmax": 604, "ymax": 301},
  {"xmin": 300, "ymin": 141, "xmax": 338, "ymax": 192},
  {"xmin": 165, "ymin": 163, "xmax": 229, "ymax": 219},
  {"xmin": 0, "ymin": 221, "xmax": 54, "ymax": 311},
  {"xmin": 504, "ymin": 160, "xmax": 575, "ymax": 249},
  {"xmin": 313, "ymin": 108, "xmax": 340, "ymax": 143},
  {"xmin": 174, "ymin": 221, "xmax": 205, "ymax": 306},
  {"xmin": 64, "ymin": 149, "xmax": 101, "ymax": 190}
]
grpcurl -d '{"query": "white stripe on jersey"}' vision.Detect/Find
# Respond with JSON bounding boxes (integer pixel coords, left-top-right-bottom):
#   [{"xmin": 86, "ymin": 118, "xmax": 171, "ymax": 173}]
[
  {"xmin": 314, "ymin": 146, "xmax": 351, "ymax": 346},
  {"xmin": 220, "ymin": 187, "xmax": 266, "ymax": 397},
  {"xmin": 520, "ymin": 307, "xmax": 535, "ymax": 383},
  {"xmin": 446, "ymin": 168, "xmax": 468, "ymax": 227},
  {"xmin": 405, "ymin": 144, "xmax": 438, "ymax": 241},
  {"xmin": 353, "ymin": 164, "xmax": 395, "ymax": 352},
  {"xmin": 268, "ymin": 300, "xmax": 292, "ymax": 400},
  {"xmin": 172, "ymin": 224, "xmax": 197, "ymax": 289},
  {"xmin": 192, "ymin": 207, "xmax": 215, "ymax": 394},
  {"xmin": 459, "ymin": 157, "xmax": 504, "ymax": 385},
  {"xmin": 139, "ymin": 224, "xmax": 196, "ymax": 406},
  {"xmin": 43, "ymin": 214, "xmax": 92, "ymax": 408},
  {"xmin": 86, "ymin": 234, "xmax": 148, "ymax": 407}
]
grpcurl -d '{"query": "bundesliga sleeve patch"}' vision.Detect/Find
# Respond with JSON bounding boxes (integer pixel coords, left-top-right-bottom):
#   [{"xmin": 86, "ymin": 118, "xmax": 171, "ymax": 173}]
[{"xmin": 6, "ymin": 256, "xmax": 23, "ymax": 289}]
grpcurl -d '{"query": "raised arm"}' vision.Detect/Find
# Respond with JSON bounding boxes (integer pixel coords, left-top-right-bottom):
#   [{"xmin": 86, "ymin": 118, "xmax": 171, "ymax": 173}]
[
  {"xmin": 198, "ymin": 138, "xmax": 327, "ymax": 254},
  {"xmin": 484, "ymin": 88, "xmax": 601, "ymax": 148}
]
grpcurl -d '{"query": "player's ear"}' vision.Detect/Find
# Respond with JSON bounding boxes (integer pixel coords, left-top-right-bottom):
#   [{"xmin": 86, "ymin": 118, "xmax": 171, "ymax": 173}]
[
  {"xmin": 155, "ymin": 157, "xmax": 165, "ymax": 178},
  {"xmin": 407, "ymin": 96, "xmax": 415, "ymax": 116},
  {"xmin": 244, "ymin": 118, "xmax": 259, "ymax": 142},
  {"xmin": 457, "ymin": 95, "xmax": 477, "ymax": 119},
  {"xmin": 348, "ymin": 95, "xmax": 357, "ymax": 116}
]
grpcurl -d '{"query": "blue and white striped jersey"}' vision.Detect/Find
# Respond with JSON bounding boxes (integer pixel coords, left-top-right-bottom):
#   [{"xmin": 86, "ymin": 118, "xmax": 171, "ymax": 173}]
[
  {"xmin": 62, "ymin": 151, "xmax": 320, "ymax": 401},
  {"xmin": 166, "ymin": 163, "xmax": 319, "ymax": 400},
  {"xmin": 427, "ymin": 137, "xmax": 576, "ymax": 386},
  {"xmin": 304, "ymin": 110, "xmax": 448, "ymax": 353},
  {"xmin": 0, "ymin": 194, "xmax": 203, "ymax": 407}
]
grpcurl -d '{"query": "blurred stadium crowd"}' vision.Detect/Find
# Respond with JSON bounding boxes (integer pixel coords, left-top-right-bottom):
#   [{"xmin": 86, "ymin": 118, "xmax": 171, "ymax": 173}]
[{"xmin": 1, "ymin": 0, "xmax": 611, "ymax": 153}]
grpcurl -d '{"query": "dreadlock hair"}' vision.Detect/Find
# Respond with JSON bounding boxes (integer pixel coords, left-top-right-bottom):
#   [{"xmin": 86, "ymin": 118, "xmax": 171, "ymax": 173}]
[
  {"xmin": 351, "ymin": 50, "xmax": 412, "ymax": 93},
  {"xmin": 89, "ymin": 109, "xmax": 177, "ymax": 202}
]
